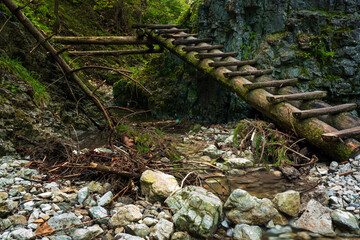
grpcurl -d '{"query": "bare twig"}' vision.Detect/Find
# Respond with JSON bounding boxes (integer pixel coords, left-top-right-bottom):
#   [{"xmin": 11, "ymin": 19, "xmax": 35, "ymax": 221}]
[{"xmin": 0, "ymin": 15, "xmax": 12, "ymax": 34}]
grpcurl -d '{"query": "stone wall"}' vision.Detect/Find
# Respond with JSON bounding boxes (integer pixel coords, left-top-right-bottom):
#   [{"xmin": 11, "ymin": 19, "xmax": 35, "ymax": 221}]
[{"xmin": 198, "ymin": 0, "xmax": 360, "ymax": 111}]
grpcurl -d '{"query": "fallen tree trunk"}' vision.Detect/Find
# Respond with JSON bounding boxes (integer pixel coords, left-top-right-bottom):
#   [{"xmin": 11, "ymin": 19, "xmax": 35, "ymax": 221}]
[
  {"xmin": 145, "ymin": 29, "xmax": 360, "ymax": 161},
  {"xmin": 2, "ymin": 0, "xmax": 113, "ymax": 127}
]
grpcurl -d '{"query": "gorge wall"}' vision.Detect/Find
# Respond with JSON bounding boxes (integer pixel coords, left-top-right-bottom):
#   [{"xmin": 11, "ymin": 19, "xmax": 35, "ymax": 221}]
[{"xmin": 198, "ymin": 0, "xmax": 360, "ymax": 110}]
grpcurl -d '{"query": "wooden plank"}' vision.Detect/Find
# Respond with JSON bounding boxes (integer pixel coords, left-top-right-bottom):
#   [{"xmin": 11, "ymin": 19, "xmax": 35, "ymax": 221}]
[
  {"xmin": 68, "ymin": 49, "xmax": 162, "ymax": 56},
  {"xmin": 132, "ymin": 24, "xmax": 181, "ymax": 29},
  {"xmin": 293, "ymin": 103, "xmax": 358, "ymax": 119},
  {"xmin": 53, "ymin": 36, "xmax": 150, "ymax": 45},
  {"xmin": 209, "ymin": 60, "xmax": 256, "ymax": 67},
  {"xmin": 173, "ymin": 38, "xmax": 213, "ymax": 45},
  {"xmin": 162, "ymin": 33, "xmax": 198, "ymax": 38},
  {"xmin": 322, "ymin": 126, "xmax": 360, "ymax": 141},
  {"xmin": 154, "ymin": 28, "xmax": 189, "ymax": 34},
  {"xmin": 243, "ymin": 78, "xmax": 298, "ymax": 90},
  {"xmin": 183, "ymin": 45, "xmax": 224, "ymax": 51},
  {"xmin": 196, "ymin": 52, "xmax": 238, "ymax": 59},
  {"xmin": 224, "ymin": 69, "xmax": 273, "ymax": 77},
  {"xmin": 267, "ymin": 91, "xmax": 327, "ymax": 104}
]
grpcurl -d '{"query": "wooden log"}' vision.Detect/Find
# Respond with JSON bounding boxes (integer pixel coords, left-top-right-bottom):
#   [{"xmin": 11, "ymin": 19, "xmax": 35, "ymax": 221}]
[
  {"xmin": 293, "ymin": 103, "xmax": 358, "ymax": 119},
  {"xmin": 68, "ymin": 49, "xmax": 162, "ymax": 56},
  {"xmin": 196, "ymin": 52, "xmax": 238, "ymax": 59},
  {"xmin": 173, "ymin": 38, "xmax": 212, "ymax": 45},
  {"xmin": 162, "ymin": 33, "xmax": 198, "ymax": 38},
  {"xmin": 224, "ymin": 69, "xmax": 273, "ymax": 77},
  {"xmin": 53, "ymin": 36, "xmax": 151, "ymax": 45},
  {"xmin": 1, "ymin": 0, "xmax": 113, "ymax": 127},
  {"xmin": 154, "ymin": 28, "xmax": 189, "ymax": 34},
  {"xmin": 132, "ymin": 24, "xmax": 181, "ymax": 29},
  {"xmin": 183, "ymin": 45, "xmax": 224, "ymax": 51},
  {"xmin": 322, "ymin": 127, "xmax": 360, "ymax": 141},
  {"xmin": 267, "ymin": 91, "xmax": 327, "ymax": 104},
  {"xmin": 209, "ymin": 60, "xmax": 256, "ymax": 68},
  {"xmin": 243, "ymin": 78, "xmax": 298, "ymax": 90},
  {"xmin": 145, "ymin": 29, "xmax": 360, "ymax": 161}
]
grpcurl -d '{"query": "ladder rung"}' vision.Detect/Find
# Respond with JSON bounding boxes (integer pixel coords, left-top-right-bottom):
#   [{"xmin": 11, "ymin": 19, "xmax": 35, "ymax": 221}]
[
  {"xmin": 243, "ymin": 78, "xmax": 298, "ymax": 90},
  {"xmin": 183, "ymin": 45, "xmax": 224, "ymax": 51},
  {"xmin": 322, "ymin": 126, "xmax": 360, "ymax": 141},
  {"xmin": 68, "ymin": 49, "xmax": 161, "ymax": 56},
  {"xmin": 163, "ymin": 33, "xmax": 198, "ymax": 38},
  {"xmin": 267, "ymin": 91, "xmax": 327, "ymax": 104},
  {"xmin": 224, "ymin": 69, "xmax": 273, "ymax": 78},
  {"xmin": 196, "ymin": 52, "xmax": 238, "ymax": 59},
  {"xmin": 293, "ymin": 103, "xmax": 358, "ymax": 119},
  {"xmin": 155, "ymin": 28, "xmax": 189, "ymax": 34},
  {"xmin": 209, "ymin": 60, "xmax": 256, "ymax": 68},
  {"xmin": 132, "ymin": 24, "xmax": 181, "ymax": 29},
  {"xmin": 173, "ymin": 38, "xmax": 212, "ymax": 45}
]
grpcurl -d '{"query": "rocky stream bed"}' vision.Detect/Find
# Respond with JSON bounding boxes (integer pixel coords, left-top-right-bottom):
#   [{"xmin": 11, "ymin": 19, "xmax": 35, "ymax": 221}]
[{"xmin": 0, "ymin": 124, "xmax": 360, "ymax": 240}]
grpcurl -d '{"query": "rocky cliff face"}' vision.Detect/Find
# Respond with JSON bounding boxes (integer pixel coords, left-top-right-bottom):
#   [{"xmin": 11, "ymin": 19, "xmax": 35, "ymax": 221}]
[{"xmin": 198, "ymin": 0, "xmax": 360, "ymax": 109}]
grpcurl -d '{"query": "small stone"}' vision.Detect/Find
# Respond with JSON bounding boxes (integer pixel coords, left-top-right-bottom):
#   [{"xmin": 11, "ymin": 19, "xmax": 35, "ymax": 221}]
[
  {"xmin": 8, "ymin": 214, "xmax": 27, "ymax": 225},
  {"xmin": 272, "ymin": 190, "xmax": 300, "ymax": 217},
  {"xmin": 72, "ymin": 228, "xmax": 91, "ymax": 240},
  {"xmin": 140, "ymin": 170, "xmax": 180, "ymax": 203},
  {"xmin": 87, "ymin": 181, "xmax": 104, "ymax": 194},
  {"xmin": 114, "ymin": 233, "xmax": 145, "ymax": 240},
  {"xmin": 77, "ymin": 187, "xmax": 89, "ymax": 205},
  {"xmin": 339, "ymin": 163, "xmax": 352, "ymax": 173},
  {"xmin": 0, "ymin": 192, "xmax": 8, "ymax": 200},
  {"xmin": 149, "ymin": 218, "xmax": 174, "ymax": 240},
  {"xmin": 331, "ymin": 209, "xmax": 359, "ymax": 233},
  {"xmin": 126, "ymin": 223, "xmax": 150, "ymax": 238},
  {"xmin": 87, "ymin": 224, "xmax": 104, "ymax": 238},
  {"xmin": 23, "ymin": 201, "xmax": 35, "ymax": 211},
  {"xmin": 38, "ymin": 192, "xmax": 53, "ymax": 199},
  {"xmin": 267, "ymin": 225, "xmax": 292, "ymax": 235},
  {"xmin": 226, "ymin": 158, "xmax": 254, "ymax": 169},
  {"xmin": 329, "ymin": 161, "xmax": 339, "ymax": 171},
  {"xmin": 170, "ymin": 232, "xmax": 191, "ymax": 240},
  {"xmin": 109, "ymin": 205, "xmax": 142, "ymax": 228},
  {"xmin": 98, "ymin": 191, "xmax": 113, "ymax": 207},
  {"xmin": 142, "ymin": 217, "xmax": 158, "ymax": 226},
  {"xmin": 232, "ymin": 224, "xmax": 262, "ymax": 240},
  {"xmin": 296, "ymin": 231, "xmax": 311, "ymax": 240},
  {"xmin": 47, "ymin": 212, "xmax": 82, "ymax": 230},
  {"xmin": 292, "ymin": 199, "xmax": 334, "ymax": 236},
  {"xmin": 89, "ymin": 206, "xmax": 109, "ymax": 224},
  {"xmin": 9, "ymin": 228, "xmax": 35, "ymax": 240}
]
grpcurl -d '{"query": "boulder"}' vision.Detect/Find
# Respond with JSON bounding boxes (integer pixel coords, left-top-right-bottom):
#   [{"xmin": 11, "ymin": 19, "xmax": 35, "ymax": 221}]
[
  {"xmin": 232, "ymin": 224, "xmax": 262, "ymax": 240},
  {"xmin": 140, "ymin": 170, "xmax": 180, "ymax": 203},
  {"xmin": 331, "ymin": 209, "xmax": 360, "ymax": 233},
  {"xmin": 166, "ymin": 186, "xmax": 222, "ymax": 238},
  {"xmin": 109, "ymin": 204, "xmax": 142, "ymax": 228},
  {"xmin": 77, "ymin": 187, "xmax": 89, "ymax": 205},
  {"xmin": 149, "ymin": 218, "xmax": 174, "ymax": 240},
  {"xmin": 224, "ymin": 189, "xmax": 283, "ymax": 225},
  {"xmin": 98, "ymin": 191, "xmax": 113, "ymax": 206},
  {"xmin": 272, "ymin": 190, "xmax": 300, "ymax": 217},
  {"xmin": 292, "ymin": 199, "xmax": 335, "ymax": 236}
]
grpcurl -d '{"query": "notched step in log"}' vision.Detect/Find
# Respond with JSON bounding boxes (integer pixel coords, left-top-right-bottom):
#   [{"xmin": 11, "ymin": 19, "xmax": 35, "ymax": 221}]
[
  {"xmin": 322, "ymin": 126, "xmax": 360, "ymax": 141},
  {"xmin": 173, "ymin": 38, "xmax": 213, "ymax": 45},
  {"xmin": 209, "ymin": 60, "xmax": 256, "ymax": 68},
  {"xmin": 293, "ymin": 103, "xmax": 358, "ymax": 119},
  {"xmin": 224, "ymin": 69, "xmax": 273, "ymax": 78},
  {"xmin": 183, "ymin": 45, "xmax": 224, "ymax": 51},
  {"xmin": 267, "ymin": 91, "xmax": 327, "ymax": 104},
  {"xmin": 154, "ymin": 28, "xmax": 189, "ymax": 34},
  {"xmin": 132, "ymin": 24, "xmax": 181, "ymax": 29},
  {"xmin": 162, "ymin": 33, "xmax": 198, "ymax": 38},
  {"xmin": 196, "ymin": 52, "xmax": 238, "ymax": 59},
  {"xmin": 243, "ymin": 78, "xmax": 298, "ymax": 90}
]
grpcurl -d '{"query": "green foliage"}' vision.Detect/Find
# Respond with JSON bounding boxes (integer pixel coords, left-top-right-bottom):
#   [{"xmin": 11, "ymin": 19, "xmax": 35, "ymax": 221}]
[
  {"xmin": 233, "ymin": 120, "xmax": 293, "ymax": 167},
  {"xmin": 0, "ymin": 55, "xmax": 50, "ymax": 105},
  {"xmin": 312, "ymin": 41, "xmax": 335, "ymax": 65}
]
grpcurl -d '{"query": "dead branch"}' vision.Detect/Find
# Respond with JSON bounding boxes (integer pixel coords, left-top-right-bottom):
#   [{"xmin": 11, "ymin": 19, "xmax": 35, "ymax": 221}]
[{"xmin": 0, "ymin": 15, "xmax": 12, "ymax": 34}]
